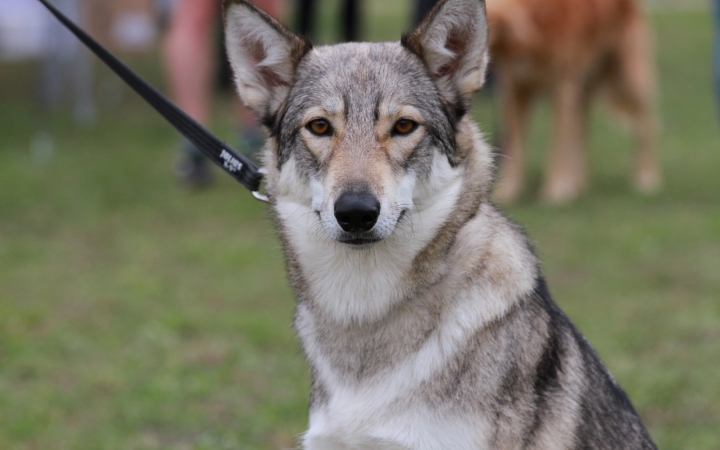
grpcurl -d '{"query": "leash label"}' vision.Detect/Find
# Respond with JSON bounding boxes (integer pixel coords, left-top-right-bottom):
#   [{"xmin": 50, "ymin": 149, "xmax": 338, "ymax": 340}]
[{"xmin": 220, "ymin": 149, "xmax": 243, "ymax": 173}]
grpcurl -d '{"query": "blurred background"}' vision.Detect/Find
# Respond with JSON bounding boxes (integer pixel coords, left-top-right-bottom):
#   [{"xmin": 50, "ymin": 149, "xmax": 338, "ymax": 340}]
[{"xmin": 0, "ymin": 0, "xmax": 718, "ymax": 448}]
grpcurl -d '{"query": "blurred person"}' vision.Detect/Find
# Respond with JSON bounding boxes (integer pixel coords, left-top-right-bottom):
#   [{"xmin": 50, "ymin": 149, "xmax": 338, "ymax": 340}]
[
  {"xmin": 162, "ymin": 0, "xmax": 281, "ymax": 188},
  {"xmin": 28, "ymin": 0, "xmax": 95, "ymax": 166},
  {"xmin": 295, "ymin": 0, "xmax": 361, "ymax": 42},
  {"xmin": 40, "ymin": 0, "xmax": 95, "ymax": 124}
]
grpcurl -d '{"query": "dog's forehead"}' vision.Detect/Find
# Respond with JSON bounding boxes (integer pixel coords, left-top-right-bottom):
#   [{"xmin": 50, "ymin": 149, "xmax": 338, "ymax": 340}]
[{"xmin": 290, "ymin": 42, "xmax": 435, "ymax": 113}]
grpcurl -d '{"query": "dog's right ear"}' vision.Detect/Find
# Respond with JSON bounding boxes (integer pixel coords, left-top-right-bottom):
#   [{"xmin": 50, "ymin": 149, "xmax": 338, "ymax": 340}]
[{"xmin": 223, "ymin": 0, "xmax": 311, "ymax": 121}]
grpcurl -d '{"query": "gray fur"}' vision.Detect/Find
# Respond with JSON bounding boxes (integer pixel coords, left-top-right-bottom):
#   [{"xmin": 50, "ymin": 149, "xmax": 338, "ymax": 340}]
[{"xmin": 223, "ymin": 0, "xmax": 656, "ymax": 448}]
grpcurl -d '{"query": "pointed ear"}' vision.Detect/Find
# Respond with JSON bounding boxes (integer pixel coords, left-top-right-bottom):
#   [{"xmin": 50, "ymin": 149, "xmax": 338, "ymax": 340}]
[
  {"xmin": 223, "ymin": 0, "xmax": 311, "ymax": 121},
  {"xmin": 402, "ymin": 0, "xmax": 489, "ymax": 113}
]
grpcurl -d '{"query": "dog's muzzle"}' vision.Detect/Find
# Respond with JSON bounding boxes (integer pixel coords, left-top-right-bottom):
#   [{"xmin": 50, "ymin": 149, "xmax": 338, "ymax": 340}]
[{"xmin": 334, "ymin": 192, "xmax": 381, "ymax": 244}]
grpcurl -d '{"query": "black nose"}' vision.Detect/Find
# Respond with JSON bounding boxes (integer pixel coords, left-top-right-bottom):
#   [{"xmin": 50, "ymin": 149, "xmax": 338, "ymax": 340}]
[{"xmin": 334, "ymin": 192, "xmax": 380, "ymax": 232}]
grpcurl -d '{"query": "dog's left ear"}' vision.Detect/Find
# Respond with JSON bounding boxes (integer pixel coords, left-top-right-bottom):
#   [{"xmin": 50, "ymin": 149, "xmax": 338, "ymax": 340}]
[
  {"xmin": 402, "ymin": 0, "xmax": 489, "ymax": 114},
  {"xmin": 223, "ymin": 0, "xmax": 311, "ymax": 122}
]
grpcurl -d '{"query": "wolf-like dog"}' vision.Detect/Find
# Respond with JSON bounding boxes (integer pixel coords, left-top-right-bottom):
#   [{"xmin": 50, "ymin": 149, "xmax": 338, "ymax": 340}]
[
  {"xmin": 222, "ymin": 0, "xmax": 656, "ymax": 448},
  {"xmin": 487, "ymin": 0, "xmax": 661, "ymax": 203}
]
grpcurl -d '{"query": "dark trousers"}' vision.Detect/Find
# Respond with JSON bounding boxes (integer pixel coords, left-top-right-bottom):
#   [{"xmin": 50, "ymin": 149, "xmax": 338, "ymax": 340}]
[
  {"xmin": 413, "ymin": 0, "xmax": 439, "ymax": 26},
  {"xmin": 296, "ymin": 0, "xmax": 361, "ymax": 42}
]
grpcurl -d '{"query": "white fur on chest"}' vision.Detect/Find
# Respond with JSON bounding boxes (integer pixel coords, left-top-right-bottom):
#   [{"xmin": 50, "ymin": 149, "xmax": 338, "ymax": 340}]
[
  {"xmin": 304, "ymin": 398, "xmax": 491, "ymax": 450},
  {"xmin": 301, "ymin": 339, "xmax": 495, "ymax": 450}
]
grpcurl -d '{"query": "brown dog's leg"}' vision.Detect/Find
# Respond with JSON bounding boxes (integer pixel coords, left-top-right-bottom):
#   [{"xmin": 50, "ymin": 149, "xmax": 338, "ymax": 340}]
[
  {"xmin": 619, "ymin": 17, "xmax": 662, "ymax": 193},
  {"xmin": 495, "ymin": 81, "xmax": 534, "ymax": 204},
  {"xmin": 543, "ymin": 77, "xmax": 587, "ymax": 203},
  {"xmin": 632, "ymin": 103, "xmax": 661, "ymax": 193}
]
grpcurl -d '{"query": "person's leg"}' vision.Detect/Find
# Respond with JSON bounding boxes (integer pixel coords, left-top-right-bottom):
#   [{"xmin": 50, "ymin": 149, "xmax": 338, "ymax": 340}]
[
  {"xmin": 163, "ymin": 0, "xmax": 218, "ymax": 123},
  {"xmin": 341, "ymin": 0, "xmax": 360, "ymax": 42},
  {"xmin": 164, "ymin": 0, "xmax": 217, "ymax": 125},
  {"xmin": 252, "ymin": 0, "xmax": 281, "ymax": 18},
  {"xmin": 163, "ymin": 0, "xmax": 218, "ymax": 186},
  {"xmin": 413, "ymin": 0, "xmax": 439, "ymax": 26},
  {"xmin": 295, "ymin": 0, "xmax": 316, "ymax": 40}
]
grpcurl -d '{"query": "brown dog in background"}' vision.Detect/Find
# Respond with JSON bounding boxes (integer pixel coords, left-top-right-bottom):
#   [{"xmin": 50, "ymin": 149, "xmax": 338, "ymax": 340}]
[{"xmin": 487, "ymin": 0, "xmax": 661, "ymax": 203}]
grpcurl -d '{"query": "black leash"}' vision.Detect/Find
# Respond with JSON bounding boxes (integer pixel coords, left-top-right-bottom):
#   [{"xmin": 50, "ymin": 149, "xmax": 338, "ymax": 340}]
[{"xmin": 36, "ymin": 0, "xmax": 268, "ymax": 202}]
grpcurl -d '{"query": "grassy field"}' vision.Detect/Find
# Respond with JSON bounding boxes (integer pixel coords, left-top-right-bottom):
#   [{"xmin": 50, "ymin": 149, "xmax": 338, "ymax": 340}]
[{"xmin": 1, "ymin": 3, "xmax": 719, "ymax": 449}]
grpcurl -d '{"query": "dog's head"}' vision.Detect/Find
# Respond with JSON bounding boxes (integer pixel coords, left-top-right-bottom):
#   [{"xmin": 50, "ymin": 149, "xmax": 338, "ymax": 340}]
[{"xmin": 224, "ymin": 0, "xmax": 490, "ymax": 247}]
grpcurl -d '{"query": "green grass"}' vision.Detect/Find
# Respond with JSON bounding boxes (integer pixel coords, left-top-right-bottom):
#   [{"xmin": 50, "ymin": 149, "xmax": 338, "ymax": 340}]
[{"xmin": 1, "ymin": 4, "xmax": 719, "ymax": 449}]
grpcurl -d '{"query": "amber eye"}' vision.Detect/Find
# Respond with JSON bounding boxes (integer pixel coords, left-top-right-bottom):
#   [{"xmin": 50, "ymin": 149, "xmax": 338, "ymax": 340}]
[
  {"xmin": 307, "ymin": 119, "xmax": 331, "ymax": 136},
  {"xmin": 393, "ymin": 119, "xmax": 417, "ymax": 136}
]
